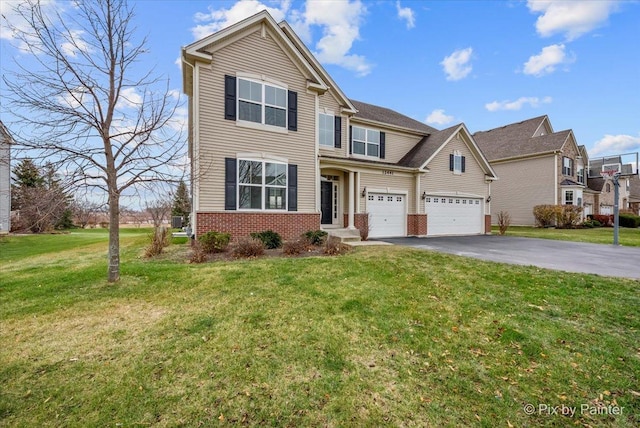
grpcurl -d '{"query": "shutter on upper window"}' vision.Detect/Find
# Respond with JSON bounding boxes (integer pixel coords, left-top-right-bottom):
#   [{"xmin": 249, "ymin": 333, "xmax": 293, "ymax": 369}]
[
  {"xmin": 334, "ymin": 116, "xmax": 342, "ymax": 148},
  {"xmin": 349, "ymin": 126, "xmax": 352, "ymax": 154},
  {"xmin": 449, "ymin": 154, "xmax": 454, "ymax": 171},
  {"xmin": 288, "ymin": 164, "xmax": 297, "ymax": 211},
  {"xmin": 224, "ymin": 158, "xmax": 237, "ymax": 210},
  {"xmin": 224, "ymin": 75, "xmax": 236, "ymax": 121},
  {"xmin": 288, "ymin": 91, "xmax": 297, "ymax": 131},
  {"xmin": 380, "ymin": 132, "xmax": 386, "ymax": 159},
  {"xmin": 461, "ymin": 156, "xmax": 466, "ymax": 173}
]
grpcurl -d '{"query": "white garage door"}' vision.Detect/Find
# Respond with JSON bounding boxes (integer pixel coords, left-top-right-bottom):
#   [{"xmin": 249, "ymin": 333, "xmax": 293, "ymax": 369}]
[
  {"xmin": 426, "ymin": 196, "xmax": 483, "ymax": 236},
  {"xmin": 368, "ymin": 193, "xmax": 406, "ymax": 238}
]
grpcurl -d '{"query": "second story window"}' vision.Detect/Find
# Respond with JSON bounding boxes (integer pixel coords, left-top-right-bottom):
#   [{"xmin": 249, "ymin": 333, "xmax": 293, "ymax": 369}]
[
  {"xmin": 449, "ymin": 151, "xmax": 466, "ymax": 174},
  {"xmin": 577, "ymin": 166, "xmax": 584, "ymax": 184},
  {"xmin": 562, "ymin": 157, "xmax": 573, "ymax": 176},
  {"xmin": 352, "ymin": 126, "xmax": 380, "ymax": 157},
  {"xmin": 319, "ymin": 113, "xmax": 334, "ymax": 147},
  {"xmin": 238, "ymin": 78, "xmax": 286, "ymax": 128}
]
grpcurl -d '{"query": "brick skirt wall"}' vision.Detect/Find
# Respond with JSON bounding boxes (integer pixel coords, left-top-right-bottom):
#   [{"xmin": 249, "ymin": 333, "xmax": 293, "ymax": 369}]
[
  {"xmin": 408, "ymin": 214, "xmax": 427, "ymax": 236},
  {"xmin": 485, "ymin": 214, "xmax": 492, "ymax": 234},
  {"xmin": 196, "ymin": 212, "xmax": 321, "ymax": 241}
]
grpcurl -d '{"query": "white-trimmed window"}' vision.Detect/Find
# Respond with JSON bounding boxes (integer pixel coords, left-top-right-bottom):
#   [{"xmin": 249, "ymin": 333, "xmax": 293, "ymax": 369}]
[
  {"xmin": 449, "ymin": 151, "xmax": 466, "ymax": 174},
  {"xmin": 238, "ymin": 78, "xmax": 287, "ymax": 128},
  {"xmin": 238, "ymin": 159, "xmax": 287, "ymax": 210},
  {"xmin": 352, "ymin": 126, "xmax": 380, "ymax": 157},
  {"xmin": 577, "ymin": 166, "xmax": 584, "ymax": 184},
  {"xmin": 319, "ymin": 113, "xmax": 334, "ymax": 147},
  {"xmin": 562, "ymin": 157, "xmax": 573, "ymax": 176},
  {"xmin": 564, "ymin": 190, "xmax": 574, "ymax": 205}
]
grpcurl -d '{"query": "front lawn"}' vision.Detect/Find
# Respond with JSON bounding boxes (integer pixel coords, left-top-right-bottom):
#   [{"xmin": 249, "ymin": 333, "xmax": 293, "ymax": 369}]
[
  {"xmin": 1, "ymin": 230, "xmax": 638, "ymax": 426},
  {"xmin": 494, "ymin": 225, "xmax": 640, "ymax": 246}
]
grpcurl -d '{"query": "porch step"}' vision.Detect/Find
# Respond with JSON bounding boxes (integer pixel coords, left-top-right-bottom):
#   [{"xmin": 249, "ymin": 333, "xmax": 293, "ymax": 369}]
[{"xmin": 326, "ymin": 228, "xmax": 361, "ymax": 243}]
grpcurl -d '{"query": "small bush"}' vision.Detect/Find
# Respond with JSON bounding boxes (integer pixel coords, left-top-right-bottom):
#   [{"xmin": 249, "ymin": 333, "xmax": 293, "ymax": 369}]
[
  {"xmin": 555, "ymin": 205, "xmax": 583, "ymax": 229},
  {"xmin": 619, "ymin": 214, "xmax": 640, "ymax": 228},
  {"xmin": 198, "ymin": 231, "xmax": 231, "ymax": 253},
  {"xmin": 233, "ymin": 237, "xmax": 265, "ymax": 258},
  {"xmin": 282, "ymin": 238, "xmax": 311, "ymax": 256},
  {"xmin": 359, "ymin": 212, "xmax": 371, "ymax": 241},
  {"xmin": 593, "ymin": 214, "xmax": 613, "ymax": 227},
  {"xmin": 581, "ymin": 220, "xmax": 594, "ymax": 228},
  {"xmin": 533, "ymin": 205, "xmax": 557, "ymax": 228},
  {"xmin": 497, "ymin": 211, "xmax": 511, "ymax": 235},
  {"xmin": 591, "ymin": 220, "xmax": 602, "ymax": 227},
  {"xmin": 250, "ymin": 230, "xmax": 282, "ymax": 249},
  {"xmin": 144, "ymin": 227, "xmax": 170, "ymax": 258},
  {"xmin": 323, "ymin": 236, "xmax": 350, "ymax": 256},
  {"xmin": 189, "ymin": 242, "xmax": 208, "ymax": 263},
  {"xmin": 304, "ymin": 230, "xmax": 328, "ymax": 246}
]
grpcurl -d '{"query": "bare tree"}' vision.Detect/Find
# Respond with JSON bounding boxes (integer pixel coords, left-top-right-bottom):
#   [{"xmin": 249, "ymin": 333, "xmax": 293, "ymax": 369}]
[
  {"xmin": 146, "ymin": 199, "xmax": 172, "ymax": 229},
  {"xmin": 2, "ymin": 0, "xmax": 184, "ymax": 281}
]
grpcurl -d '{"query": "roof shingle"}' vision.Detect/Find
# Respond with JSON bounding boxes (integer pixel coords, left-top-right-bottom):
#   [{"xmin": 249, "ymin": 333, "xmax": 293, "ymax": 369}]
[{"xmin": 350, "ymin": 99, "xmax": 438, "ymax": 135}]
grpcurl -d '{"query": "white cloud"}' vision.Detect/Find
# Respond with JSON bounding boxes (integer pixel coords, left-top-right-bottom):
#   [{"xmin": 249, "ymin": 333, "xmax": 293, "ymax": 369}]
[
  {"xmin": 60, "ymin": 29, "xmax": 90, "ymax": 57},
  {"xmin": 117, "ymin": 87, "xmax": 144, "ymax": 109},
  {"xmin": 485, "ymin": 96, "xmax": 552, "ymax": 112},
  {"xmin": 396, "ymin": 1, "xmax": 415, "ymax": 29},
  {"xmin": 1, "ymin": 0, "xmax": 60, "ymax": 51},
  {"xmin": 191, "ymin": 0, "xmax": 291, "ymax": 40},
  {"xmin": 527, "ymin": 0, "xmax": 619, "ymax": 41},
  {"xmin": 190, "ymin": 0, "xmax": 371, "ymax": 77},
  {"xmin": 523, "ymin": 44, "xmax": 573, "ymax": 76},
  {"xmin": 425, "ymin": 109, "xmax": 454, "ymax": 126},
  {"xmin": 590, "ymin": 134, "xmax": 640, "ymax": 156},
  {"xmin": 441, "ymin": 47, "xmax": 473, "ymax": 81}
]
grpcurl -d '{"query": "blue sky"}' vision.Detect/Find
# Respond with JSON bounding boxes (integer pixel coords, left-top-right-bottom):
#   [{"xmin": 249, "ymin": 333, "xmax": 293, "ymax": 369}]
[{"xmin": 2, "ymin": 0, "xmax": 639, "ymax": 158}]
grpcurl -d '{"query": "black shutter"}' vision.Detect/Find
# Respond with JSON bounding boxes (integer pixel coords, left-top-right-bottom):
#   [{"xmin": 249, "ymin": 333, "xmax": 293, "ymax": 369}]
[
  {"xmin": 379, "ymin": 132, "xmax": 386, "ymax": 159},
  {"xmin": 224, "ymin": 158, "xmax": 237, "ymax": 210},
  {"xmin": 288, "ymin": 164, "xmax": 297, "ymax": 211},
  {"xmin": 224, "ymin": 75, "xmax": 236, "ymax": 121},
  {"xmin": 349, "ymin": 126, "xmax": 353, "ymax": 154},
  {"xmin": 334, "ymin": 116, "xmax": 342, "ymax": 148},
  {"xmin": 449, "ymin": 154, "xmax": 454, "ymax": 171},
  {"xmin": 461, "ymin": 156, "xmax": 466, "ymax": 173},
  {"xmin": 288, "ymin": 91, "xmax": 297, "ymax": 131}
]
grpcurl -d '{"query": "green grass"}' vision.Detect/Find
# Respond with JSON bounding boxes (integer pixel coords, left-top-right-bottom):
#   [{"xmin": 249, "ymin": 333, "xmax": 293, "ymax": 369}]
[
  {"xmin": 494, "ymin": 225, "xmax": 640, "ymax": 246},
  {"xmin": 1, "ymin": 230, "xmax": 639, "ymax": 427}
]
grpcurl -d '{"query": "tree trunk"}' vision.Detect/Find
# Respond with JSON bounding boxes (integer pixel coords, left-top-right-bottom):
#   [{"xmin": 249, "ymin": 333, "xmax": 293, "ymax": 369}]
[{"xmin": 108, "ymin": 192, "xmax": 120, "ymax": 282}]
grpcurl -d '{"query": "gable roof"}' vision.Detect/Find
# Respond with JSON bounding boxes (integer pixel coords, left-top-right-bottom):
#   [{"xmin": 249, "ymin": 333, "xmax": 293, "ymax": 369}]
[
  {"xmin": 350, "ymin": 99, "xmax": 438, "ymax": 135},
  {"xmin": 473, "ymin": 115, "xmax": 571, "ymax": 161},
  {"xmin": 0, "ymin": 121, "xmax": 13, "ymax": 146},
  {"xmin": 398, "ymin": 123, "xmax": 497, "ymax": 178}
]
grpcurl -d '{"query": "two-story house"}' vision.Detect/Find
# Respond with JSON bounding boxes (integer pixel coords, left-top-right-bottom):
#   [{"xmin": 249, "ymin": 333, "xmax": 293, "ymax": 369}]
[
  {"xmin": 181, "ymin": 11, "xmax": 497, "ymax": 240},
  {"xmin": 473, "ymin": 115, "xmax": 588, "ymax": 226},
  {"xmin": 0, "ymin": 121, "xmax": 12, "ymax": 234},
  {"xmin": 587, "ymin": 155, "xmax": 634, "ymax": 215}
]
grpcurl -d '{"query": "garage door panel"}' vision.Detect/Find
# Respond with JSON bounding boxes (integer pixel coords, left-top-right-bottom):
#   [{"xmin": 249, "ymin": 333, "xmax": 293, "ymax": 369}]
[
  {"xmin": 426, "ymin": 196, "xmax": 482, "ymax": 236},
  {"xmin": 368, "ymin": 193, "xmax": 406, "ymax": 238}
]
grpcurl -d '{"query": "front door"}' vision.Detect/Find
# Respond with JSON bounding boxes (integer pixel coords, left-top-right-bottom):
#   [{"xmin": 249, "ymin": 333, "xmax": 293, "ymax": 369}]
[{"xmin": 321, "ymin": 181, "xmax": 333, "ymax": 224}]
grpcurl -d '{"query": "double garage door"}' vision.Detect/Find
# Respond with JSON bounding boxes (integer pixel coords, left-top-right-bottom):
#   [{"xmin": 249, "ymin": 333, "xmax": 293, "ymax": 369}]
[
  {"xmin": 368, "ymin": 193, "xmax": 406, "ymax": 238},
  {"xmin": 426, "ymin": 196, "xmax": 483, "ymax": 236}
]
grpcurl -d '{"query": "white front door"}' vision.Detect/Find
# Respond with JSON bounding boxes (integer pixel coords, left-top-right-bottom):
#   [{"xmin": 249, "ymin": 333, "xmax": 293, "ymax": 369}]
[
  {"xmin": 426, "ymin": 196, "xmax": 483, "ymax": 236},
  {"xmin": 367, "ymin": 193, "xmax": 406, "ymax": 238}
]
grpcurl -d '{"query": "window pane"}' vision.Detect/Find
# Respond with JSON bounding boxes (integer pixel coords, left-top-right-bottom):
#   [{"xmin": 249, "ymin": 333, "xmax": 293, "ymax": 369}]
[
  {"xmin": 265, "ymin": 106, "xmax": 286, "ymax": 127},
  {"xmin": 266, "ymin": 163, "xmax": 286, "ymax": 186},
  {"xmin": 275, "ymin": 87, "xmax": 286, "ymax": 107},
  {"xmin": 239, "ymin": 101, "xmax": 261, "ymax": 123},
  {"xmin": 353, "ymin": 127, "xmax": 366, "ymax": 141},
  {"xmin": 239, "ymin": 185, "xmax": 262, "ymax": 209},
  {"xmin": 239, "ymin": 79, "xmax": 261, "ymax": 102},
  {"xmin": 353, "ymin": 141, "xmax": 365, "ymax": 155},
  {"xmin": 367, "ymin": 143, "xmax": 379, "ymax": 157},
  {"xmin": 238, "ymin": 160, "xmax": 262, "ymax": 184},
  {"xmin": 454, "ymin": 155, "xmax": 462, "ymax": 172},
  {"xmin": 319, "ymin": 114, "xmax": 334, "ymax": 147},
  {"xmin": 367, "ymin": 130, "xmax": 380, "ymax": 144},
  {"xmin": 266, "ymin": 187, "xmax": 286, "ymax": 209}
]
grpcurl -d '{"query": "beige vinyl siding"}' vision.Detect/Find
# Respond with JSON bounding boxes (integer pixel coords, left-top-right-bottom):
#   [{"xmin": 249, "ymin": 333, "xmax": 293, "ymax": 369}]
[
  {"xmin": 421, "ymin": 134, "xmax": 489, "ymax": 203},
  {"xmin": 0, "ymin": 140, "xmax": 10, "ymax": 233},
  {"xmin": 196, "ymin": 27, "xmax": 316, "ymax": 212},
  {"xmin": 359, "ymin": 172, "xmax": 415, "ymax": 214},
  {"xmin": 557, "ymin": 140, "xmax": 579, "ymax": 204},
  {"xmin": 318, "ymin": 89, "xmax": 347, "ymax": 158},
  {"xmin": 490, "ymin": 155, "xmax": 556, "ymax": 225},
  {"xmin": 347, "ymin": 123, "xmax": 422, "ymax": 164}
]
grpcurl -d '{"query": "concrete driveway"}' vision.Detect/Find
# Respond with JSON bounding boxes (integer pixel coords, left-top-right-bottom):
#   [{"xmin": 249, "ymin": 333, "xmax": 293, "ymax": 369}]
[{"xmin": 379, "ymin": 235, "xmax": 640, "ymax": 280}]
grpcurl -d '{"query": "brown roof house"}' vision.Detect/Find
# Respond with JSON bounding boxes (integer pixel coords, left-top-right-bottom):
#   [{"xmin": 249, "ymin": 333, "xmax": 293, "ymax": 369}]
[
  {"xmin": 181, "ymin": 11, "xmax": 497, "ymax": 240},
  {"xmin": 587, "ymin": 154, "xmax": 635, "ymax": 216},
  {"xmin": 473, "ymin": 115, "xmax": 589, "ymax": 225}
]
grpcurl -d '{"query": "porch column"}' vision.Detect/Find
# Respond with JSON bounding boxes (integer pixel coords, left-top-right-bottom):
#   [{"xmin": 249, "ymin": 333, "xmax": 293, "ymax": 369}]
[{"xmin": 348, "ymin": 170, "xmax": 355, "ymax": 229}]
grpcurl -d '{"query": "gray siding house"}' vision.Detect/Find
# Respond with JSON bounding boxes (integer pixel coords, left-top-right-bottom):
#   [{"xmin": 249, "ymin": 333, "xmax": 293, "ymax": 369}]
[{"xmin": 0, "ymin": 122, "xmax": 12, "ymax": 234}]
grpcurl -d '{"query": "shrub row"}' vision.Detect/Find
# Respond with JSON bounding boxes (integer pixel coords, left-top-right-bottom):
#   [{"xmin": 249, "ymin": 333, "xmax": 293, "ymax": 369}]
[
  {"xmin": 533, "ymin": 205, "xmax": 583, "ymax": 228},
  {"xmin": 620, "ymin": 214, "xmax": 640, "ymax": 228}
]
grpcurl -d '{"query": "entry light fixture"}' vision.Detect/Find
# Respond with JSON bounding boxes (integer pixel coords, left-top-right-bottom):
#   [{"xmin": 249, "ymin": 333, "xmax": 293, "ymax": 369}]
[
  {"xmin": 421, "ymin": 192, "xmax": 427, "ymax": 200},
  {"xmin": 361, "ymin": 187, "xmax": 367, "ymax": 198},
  {"xmin": 486, "ymin": 195, "xmax": 492, "ymax": 203}
]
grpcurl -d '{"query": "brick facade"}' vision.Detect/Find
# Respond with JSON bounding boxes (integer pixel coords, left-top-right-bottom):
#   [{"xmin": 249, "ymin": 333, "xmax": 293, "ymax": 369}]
[
  {"xmin": 196, "ymin": 212, "xmax": 321, "ymax": 241},
  {"xmin": 485, "ymin": 214, "xmax": 492, "ymax": 234},
  {"xmin": 407, "ymin": 214, "xmax": 427, "ymax": 236}
]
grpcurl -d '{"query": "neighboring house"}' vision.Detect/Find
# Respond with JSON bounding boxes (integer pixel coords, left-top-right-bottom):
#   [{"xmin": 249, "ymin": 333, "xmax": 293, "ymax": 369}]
[
  {"xmin": 587, "ymin": 155, "xmax": 634, "ymax": 215},
  {"xmin": 473, "ymin": 115, "xmax": 587, "ymax": 226},
  {"xmin": 629, "ymin": 176, "xmax": 640, "ymax": 214},
  {"xmin": 181, "ymin": 11, "xmax": 497, "ymax": 240},
  {"xmin": 0, "ymin": 121, "xmax": 12, "ymax": 234}
]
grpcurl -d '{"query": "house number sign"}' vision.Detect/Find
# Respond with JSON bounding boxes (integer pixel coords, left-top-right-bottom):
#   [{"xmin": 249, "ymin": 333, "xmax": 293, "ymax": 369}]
[{"xmin": 382, "ymin": 170, "xmax": 394, "ymax": 175}]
